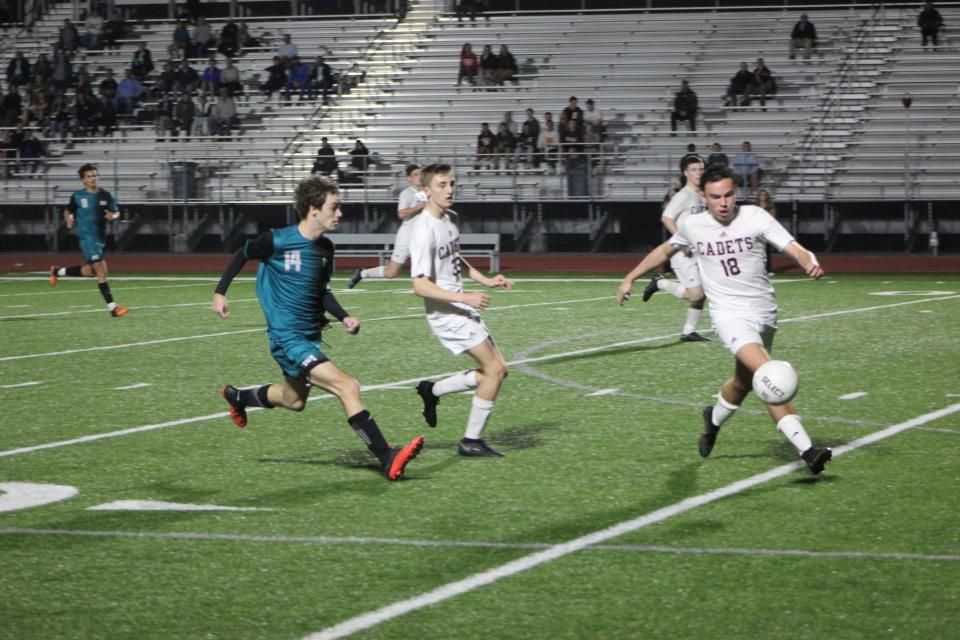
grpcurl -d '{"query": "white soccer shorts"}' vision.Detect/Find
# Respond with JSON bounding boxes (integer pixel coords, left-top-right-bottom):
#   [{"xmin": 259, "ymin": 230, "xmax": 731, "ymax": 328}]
[
  {"xmin": 390, "ymin": 220, "xmax": 414, "ymax": 264},
  {"xmin": 669, "ymin": 250, "xmax": 702, "ymax": 289},
  {"xmin": 428, "ymin": 310, "xmax": 491, "ymax": 355},
  {"xmin": 712, "ymin": 313, "xmax": 778, "ymax": 357}
]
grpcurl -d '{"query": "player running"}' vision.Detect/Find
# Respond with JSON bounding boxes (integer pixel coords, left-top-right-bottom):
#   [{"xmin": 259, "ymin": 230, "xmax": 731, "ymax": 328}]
[
  {"xmin": 348, "ymin": 164, "xmax": 427, "ymax": 288},
  {"xmin": 212, "ymin": 176, "xmax": 424, "ymax": 481},
  {"xmin": 410, "ymin": 163, "xmax": 513, "ymax": 457},
  {"xmin": 49, "ymin": 164, "xmax": 129, "ymax": 317},
  {"xmin": 644, "ymin": 154, "xmax": 708, "ymax": 341},
  {"xmin": 617, "ymin": 164, "xmax": 831, "ymax": 475}
]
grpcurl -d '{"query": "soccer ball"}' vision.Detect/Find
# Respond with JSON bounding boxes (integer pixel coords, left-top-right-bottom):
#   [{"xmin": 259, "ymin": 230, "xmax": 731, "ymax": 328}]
[{"xmin": 752, "ymin": 360, "xmax": 798, "ymax": 405}]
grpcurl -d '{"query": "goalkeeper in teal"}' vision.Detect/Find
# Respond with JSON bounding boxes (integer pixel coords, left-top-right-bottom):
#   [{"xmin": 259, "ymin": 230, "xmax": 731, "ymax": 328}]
[
  {"xmin": 212, "ymin": 175, "xmax": 424, "ymax": 481},
  {"xmin": 49, "ymin": 163, "xmax": 129, "ymax": 317}
]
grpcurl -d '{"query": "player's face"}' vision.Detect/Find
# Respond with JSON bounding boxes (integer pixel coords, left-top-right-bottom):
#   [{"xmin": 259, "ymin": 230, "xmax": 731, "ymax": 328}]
[
  {"xmin": 81, "ymin": 170, "xmax": 98, "ymax": 190},
  {"xmin": 409, "ymin": 168, "xmax": 422, "ymax": 188},
  {"xmin": 426, "ymin": 172, "xmax": 455, "ymax": 208},
  {"xmin": 703, "ymin": 178, "xmax": 737, "ymax": 223},
  {"xmin": 684, "ymin": 162, "xmax": 704, "ymax": 190},
  {"xmin": 312, "ymin": 192, "xmax": 342, "ymax": 232}
]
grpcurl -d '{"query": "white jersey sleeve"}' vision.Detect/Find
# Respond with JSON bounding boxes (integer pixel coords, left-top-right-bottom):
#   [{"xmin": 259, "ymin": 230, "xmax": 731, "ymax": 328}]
[
  {"xmin": 409, "ymin": 210, "xmax": 472, "ymax": 319},
  {"xmin": 397, "ymin": 186, "xmax": 427, "ymax": 212},
  {"xmin": 662, "ymin": 186, "xmax": 705, "ymax": 223}
]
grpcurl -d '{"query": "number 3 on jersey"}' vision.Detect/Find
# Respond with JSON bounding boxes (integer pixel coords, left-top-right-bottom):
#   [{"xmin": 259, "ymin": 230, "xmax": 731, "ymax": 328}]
[
  {"xmin": 284, "ymin": 250, "xmax": 302, "ymax": 272},
  {"xmin": 720, "ymin": 257, "xmax": 741, "ymax": 277}
]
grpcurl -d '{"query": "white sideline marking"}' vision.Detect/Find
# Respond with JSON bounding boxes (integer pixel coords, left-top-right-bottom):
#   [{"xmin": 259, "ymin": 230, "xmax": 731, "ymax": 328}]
[
  {"xmin": 1, "ymin": 527, "xmax": 958, "ymax": 564},
  {"xmin": 6, "ymin": 304, "xmax": 29, "ymax": 308},
  {"xmin": 114, "ymin": 383, "xmax": 151, "ymax": 391},
  {"xmin": 917, "ymin": 427, "xmax": 960, "ymax": 435},
  {"xmin": 304, "ymin": 404, "xmax": 960, "ymax": 640},
  {"xmin": 0, "ymin": 283, "xmax": 217, "ymax": 298},
  {"xmin": 0, "ymin": 483, "xmax": 78, "ymax": 512},
  {"xmin": 946, "ymin": 394, "xmax": 960, "ymax": 398},
  {"xmin": 88, "ymin": 500, "xmax": 271, "ymax": 512},
  {"xmin": 1, "ymin": 381, "xmax": 41, "ymax": 389},
  {"xmin": 839, "ymin": 392, "xmax": 868, "ymax": 400},
  {"xmin": 587, "ymin": 389, "xmax": 619, "ymax": 397},
  {"xmin": 0, "ymin": 297, "xmax": 259, "ymax": 320}
]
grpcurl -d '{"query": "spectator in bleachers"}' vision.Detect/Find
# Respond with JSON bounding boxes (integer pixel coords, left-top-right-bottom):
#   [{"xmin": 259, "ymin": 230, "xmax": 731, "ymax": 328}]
[
  {"xmin": 502, "ymin": 110, "xmax": 516, "ymax": 135},
  {"xmin": 918, "ymin": 2, "xmax": 944, "ymax": 48},
  {"xmin": 457, "ymin": 43, "xmax": 477, "ymax": 86},
  {"xmin": 18, "ymin": 130, "xmax": 44, "ymax": 174},
  {"xmin": 522, "ymin": 107, "xmax": 540, "ymax": 145},
  {"xmin": 47, "ymin": 49, "xmax": 72, "ymax": 95},
  {"xmin": 538, "ymin": 114, "xmax": 559, "ymax": 171},
  {"xmin": 723, "ymin": 62, "xmax": 751, "ymax": 106},
  {"xmin": 9, "ymin": 120, "xmax": 24, "ymax": 148},
  {"xmin": 191, "ymin": 16, "xmax": 215, "ymax": 57},
  {"xmin": 561, "ymin": 96, "xmax": 583, "ymax": 127},
  {"xmin": 494, "ymin": 121, "xmax": 516, "ymax": 170},
  {"xmin": 238, "ymin": 22, "xmax": 261, "ymax": 50},
  {"xmin": 175, "ymin": 92, "xmax": 197, "ymax": 141},
  {"xmin": 71, "ymin": 92, "xmax": 95, "ymax": 137},
  {"xmin": 154, "ymin": 92, "xmax": 175, "ymax": 141},
  {"xmin": 169, "ymin": 20, "xmax": 191, "ymax": 57},
  {"xmin": 81, "ymin": 9, "xmax": 103, "ymax": 49},
  {"xmin": 116, "ymin": 69, "xmax": 145, "ymax": 114},
  {"xmin": 475, "ymin": 122, "xmax": 494, "ymax": 168},
  {"xmin": 516, "ymin": 122, "xmax": 537, "ymax": 167},
  {"xmin": 583, "ymin": 122, "xmax": 601, "ymax": 155},
  {"xmin": 731, "ymin": 140, "xmax": 762, "ymax": 193},
  {"xmin": 583, "ymin": 98, "xmax": 604, "ymax": 139},
  {"xmin": 92, "ymin": 93, "xmax": 116, "ymax": 136},
  {"xmin": 154, "ymin": 61, "xmax": 176, "ymax": 96},
  {"xmin": 74, "ymin": 70, "xmax": 95, "ymax": 100},
  {"xmin": 98, "ymin": 68, "xmax": 117, "ymax": 102},
  {"xmin": 220, "ymin": 57, "xmax": 242, "ymax": 97},
  {"xmin": 283, "ymin": 56, "xmax": 312, "ymax": 102},
  {"xmin": 58, "ymin": 19, "xmax": 80, "ymax": 56},
  {"xmin": 277, "ymin": 33, "xmax": 297, "ymax": 64},
  {"xmin": 494, "ymin": 45, "xmax": 518, "ymax": 86},
  {"xmin": 670, "ymin": 80, "xmax": 698, "ymax": 134},
  {"xmin": 744, "ymin": 58, "xmax": 776, "ymax": 108},
  {"xmin": 311, "ymin": 137, "xmax": 337, "ymax": 175},
  {"xmin": 1, "ymin": 86, "xmax": 22, "ymax": 126},
  {"xmin": 706, "ymin": 142, "xmax": 728, "ymax": 167},
  {"xmin": 208, "ymin": 87, "xmax": 236, "ymax": 137},
  {"xmin": 193, "ymin": 94, "xmax": 210, "ymax": 137},
  {"xmin": 131, "ymin": 43, "xmax": 154, "ymax": 81},
  {"xmin": 311, "ymin": 56, "xmax": 335, "ymax": 104},
  {"xmin": 349, "ymin": 139, "xmax": 370, "ymax": 172},
  {"xmin": 6, "ymin": 52, "xmax": 30, "ymax": 88},
  {"xmin": 789, "ymin": 14, "xmax": 817, "ymax": 60},
  {"xmin": 25, "ymin": 89, "xmax": 49, "ymax": 125},
  {"xmin": 48, "ymin": 95, "xmax": 70, "ymax": 141},
  {"xmin": 560, "ymin": 118, "xmax": 584, "ymax": 176},
  {"xmin": 479, "ymin": 44, "xmax": 496, "ymax": 86},
  {"xmin": 201, "ymin": 58, "xmax": 221, "ymax": 97},
  {"xmin": 33, "ymin": 54, "xmax": 52, "ymax": 84},
  {"xmin": 261, "ymin": 56, "xmax": 286, "ymax": 99},
  {"xmin": 175, "ymin": 59, "xmax": 199, "ymax": 94},
  {"xmin": 218, "ymin": 21, "xmax": 240, "ymax": 58},
  {"xmin": 101, "ymin": 13, "xmax": 126, "ymax": 49}
]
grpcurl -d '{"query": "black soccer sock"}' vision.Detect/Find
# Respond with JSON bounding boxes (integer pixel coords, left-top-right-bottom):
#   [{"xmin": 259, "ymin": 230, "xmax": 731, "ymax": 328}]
[
  {"xmin": 97, "ymin": 282, "xmax": 114, "ymax": 305},
  {"xmin": 237, "ymin": 385, "xmax": 273, "ymax": 409},
  {"xmin": 65, "ymin": 265, "xmax": 84, "ymax": 277},
  {"xmin": 347, "ymin": 409, "xmax": 391, "ymax": 466}
]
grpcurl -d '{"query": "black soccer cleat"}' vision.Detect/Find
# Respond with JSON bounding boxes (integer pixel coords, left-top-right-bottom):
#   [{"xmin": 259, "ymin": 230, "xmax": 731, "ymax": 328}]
[
  {"xmin": 416, "ymin": 380, "xmax": 439, "ymax": 428},
  {"xmin": 347, "ymin": 268, "xmax": 363, "ymax": 289},
  {"xmin": 642, "ymin": 273, "xmax": 663, "ymax": 302},
  {"xmin": 220, "ymin": 385, "xmax": 248, "ymax": 428},
  {"xmin": 383, "ymin": 435, "xmax": 425, "ymax": 481},
  {"xmin": 698, "ymin": 406, "xmax": 720, "ymax": 458},
  {"xmin": 458, "ymin": 438, "xmax": 504, "ymax": 457},
  {"xmin": 801, "ymin": 446, "xmax": 832, "ymax": 475},
  {"xmin": 680, "ymin": 332, "xmax": 710, "ymax": 342}
]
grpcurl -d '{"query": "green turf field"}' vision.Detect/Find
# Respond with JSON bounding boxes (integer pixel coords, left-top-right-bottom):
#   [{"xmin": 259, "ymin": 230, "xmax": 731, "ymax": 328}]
[{"xmin": 1, "ymin": 270, "xmax": 958, "ymax": 639}]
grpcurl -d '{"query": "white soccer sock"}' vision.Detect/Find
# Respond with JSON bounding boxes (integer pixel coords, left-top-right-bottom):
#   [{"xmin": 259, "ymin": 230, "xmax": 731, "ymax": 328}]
[
  {"xmin": 711, "ymin": 393, "xmax": 740, "ymax": 427},
  {"xmin": 56, "ymin": 267, "xmax": 67, "ymax": 276},
  {"xmin": 777, "ymin": 414, "xmax": 813, "ymax": 454},
  {"xmin": 432, "ymin": 370, "xmax": 478, "ymax": 397},
  {"xmin": 657, "ymin": 278, "xmax": 686, "ymax": 300},
  {"xmin": 360, "ymin": 266, "xmax": 385, "ymax": 279},
  {"xmin": 682, "ymin": 308, "xmax": 702, "ymax": 335},
  {"xmin": 464, "ymin": 396, "xmax": 494, "ymax": 440},
  {"xmin": 107, "ymin": 302, "xmax": 117, "ymax": 311}
]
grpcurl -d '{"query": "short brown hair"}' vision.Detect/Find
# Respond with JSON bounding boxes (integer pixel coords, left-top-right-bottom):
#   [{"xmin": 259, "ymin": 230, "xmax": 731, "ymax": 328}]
[
  {"xmin": 78, "ymin": 163, "xmax": 98, "ymax": 178},
  {"xmin": 293, "ymin": 175, "xmax": 339, "ymax": 219},
  {"xmin": 421, "ymin": 163, "xmax": 453, "ymax": 188},
  {"xmin": 405, "ymin": 163, "xmax": 421, "ymax": 176}
]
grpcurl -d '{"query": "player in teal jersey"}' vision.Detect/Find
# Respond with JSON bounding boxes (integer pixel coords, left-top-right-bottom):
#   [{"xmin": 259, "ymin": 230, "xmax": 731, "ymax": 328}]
[
  {"xmin": 212, "ymin": 175, "xmax": 424, "ymax": 481},
  {"xmin": 49, "ymin": 164, "xmax": 129, "ymax": 317}
]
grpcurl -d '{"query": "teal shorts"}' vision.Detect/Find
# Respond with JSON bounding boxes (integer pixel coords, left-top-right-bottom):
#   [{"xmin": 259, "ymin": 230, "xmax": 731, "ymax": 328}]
[
  {"xmin": 79, "ymin": 235, "xmax": 106, "ymax": 263},
  {"xmin": 268, "ymin": 331, "xmax": 329, "ymax": 379}
]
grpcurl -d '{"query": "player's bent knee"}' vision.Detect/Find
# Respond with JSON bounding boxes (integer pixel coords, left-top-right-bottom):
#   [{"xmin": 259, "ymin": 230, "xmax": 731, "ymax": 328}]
[{"xmin": 288, "ymin": 398, "xmax": 307, "ymax": 412}]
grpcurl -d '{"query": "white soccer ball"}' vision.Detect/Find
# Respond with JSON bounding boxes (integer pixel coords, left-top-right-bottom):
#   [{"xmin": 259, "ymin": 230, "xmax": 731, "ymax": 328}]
[{"xmin": 752, "ymin": 360, "xmax": 798, "ymax": 405}]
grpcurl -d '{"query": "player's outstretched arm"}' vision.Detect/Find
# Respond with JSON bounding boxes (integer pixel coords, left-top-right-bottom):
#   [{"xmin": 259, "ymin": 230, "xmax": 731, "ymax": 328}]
[
  {"xmin": 783, "ymin": 241, "xmax": 824, "ymax": 279},
  {"xmin": 617, "ymin": 240, "xmax": 678, "ymax": 305},
  {"xmin": 463, "ymin": 258, "xmax": 512, "ymax": 291}
]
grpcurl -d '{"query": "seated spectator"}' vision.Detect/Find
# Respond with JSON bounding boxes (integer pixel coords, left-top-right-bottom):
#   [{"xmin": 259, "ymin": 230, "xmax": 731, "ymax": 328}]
[
  {"xmin": 48, "ymin": 95, "xmax": 71, "ymax": 141},
  {"xmin": 193, "ymin": 95, "xmax": 211, "ymax": 137},
  {"xmin": 583, "ymin": 98, "xmax": 604, "ymax": 139},
  {"xmin": 201, "ymin": 58, "xmax": 221, "ymax": 97},
  {"xmin": 98, "ymin": 68, "xmax": 117, "ymax": 101},
  {"xmin": 131, "ymin": 43, "xmax": 154, "ymax": 81},
  {"xmin": 478, "ymin": 44, "xmax": 496, "ymax": 86},
  {"xmin": 1, "ymin": 86, "xmax": 22, "ymax": 126},
  {"xmin": 283, "ymin": 56, "xmax": 312, "ymax": 101},
  {"xmin": 789, "ymin": 14, "xmax": 817, "ymax": 60},
  {"xmin": 277, "ymin": 34, "xmax": 297, "ymax": 64},
  {"xmin": 311, "ymin": 137, "xmax": 337, "ymax": 174},
  {"xmin": 724, "ymin": 62, "xmax": 752, "ymax": 106},
  {"xmin": 515, "ymin": 122, "xmax": 537, "ymax": 166},
  {"xmin": 58, "ymin": 19, "xmax": 80, "ymax": 56},
  {"xmin": 168, "ymin": 20, "xmax": 191, "ymax": 57},
  {"xmin": 7, "ymin": 52, "xmax": 31, "ymax": 87},
  {"xmin": 18, "ymin": 130, "xmax": 45, "ymax": 174},
  {"xmin": 174, "ymin": 60, "xmax": 200, "ymax": 94},
  {"xmin": 82, "ymin": 9, "xmax": 103, "ymax": 49},
  {"xmin": 561, "ymin": 96, "xmax": 583, "ymax": 127},
  {"xmin": 155, "ymin": 93, "xmax": 175, "ymax": 141},
  {"xmin": 101, "ymin": 14, "xmax": 126, "ymax": 49},
  {"xmin": 175, "ymin": 92, "xmax": 197, "ymax": 141},
  {"xmin": 191, "ymin": 16, "xmax": 215, "ymax": 57},
  {"xmin": 560, "ymin": 118, "xmax": 584, "ymax": 167},
  {"xmin": 493, "ymin": 121, "xmax": 515, "ymax": 169},
  {"xmin": 154, "ymin": 62, "xmax": 176, "ymax": 97},
  {"xmin": 207, "ymin": 87, "xmax": 236, "ymax": 137},
  {"xmin": 475, "ymin": 122, "xmax": 494, "ymax": 168},
  {"xmin": 218, "ymin": 21, "xmax": 240, "ymax": 58},
  {"xmin": 522, "ymin": 107, "xmax": 540, "ymax": 146},
  {"xmin": 238, "ymin": 22, "xmax": 261, "ymax": 49},
  {"xmin": 74, "ymin": 70, "xmax": 95, "ymax": 100},
  {"xmin": 744, "ymin": 58, "xmax": 776, "ymax": 108},
  {"xmin": 33, "ymin": 54, "xmax": 52, "ymax": 84},
  {"xmin": 46, "ymin": 49, "xmax": 73, "ymax": 94},
  {"xmin": 918, "ymin": 2, "xmax": 944, "ymax": 48},
  {"xmin": 349, "ymin": 139, "xmax": 370, "ymax": 173},
  {"xmin": 457, "ymin": 43, "xmax": 477, "ymax": 86},
  {"xmin": 538, "ymin": 114, "xmax": 559, "ymax": 170},
  {"xmin": 706, "ymin": 142, "xmax": 728, "ymax": 167},
  {"xmin": 502, "ymin": 110, "xmax": 516, "ymax": 136},
  {"xmin": 26, "ymin": 89, "xmax": 49, "ymax": 125},
  {"xmin": 731, "ymin": 140, "xmax": 762, "ymax": 192},
  {"xmin": 220, "ymin": 58, "xmax": 242, "ymax": 97},
  {"xmin": 261, "ymin": 56, "xmax": 286, "ymax": 99},
  {"xmin": 494, "ymin": 45, "xmax": 517, "ymax": 86},
  {"xmin": 92, "ymin": 93, "xmax": 117, "ymax": 136},
  {"xmin": 670, "ymin": 80, "xmax": 698, "ymax": 134},
  {"xmin": 311, "ymin": 56, "xmax": 335, "ymax": 104},
  {"xmin": 116, "ymin": 69, "xmax": 145, "ymax": 114},
  {"xmin": 71, "ymin": 92, "xmax": 96, "ymax": 137}
]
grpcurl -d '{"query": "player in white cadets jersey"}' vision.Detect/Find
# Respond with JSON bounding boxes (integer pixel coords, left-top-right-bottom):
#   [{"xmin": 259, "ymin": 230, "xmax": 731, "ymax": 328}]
[
  {"xmin": 643, "ymin": 154, "xmax": 709, "ymax": 342},
  {"xmin": 616, "ymin": 164, "xmax": 832, "ymax": 475},
  {"xmin": 410, "ymin": 163, "xmax": 514, "ymax": 457},
  {"xmin": 348, "ymin": 164, "xmax": 428, "ymax": 288}
]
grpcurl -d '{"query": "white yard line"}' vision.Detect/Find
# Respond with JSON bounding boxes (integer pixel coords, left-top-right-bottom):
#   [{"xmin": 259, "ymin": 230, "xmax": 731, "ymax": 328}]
[
  {"xmin": 303, "ymin": 403, "xmax": 960, "ymax": 640},
  {"xmin": 114, "ymin": 383, "xmax": 151, "ymax": 391},
  {"xmin": 0, "ymin": 283, "xmax": 217, "ymax": 298},
  {"xmin": 0, "ymin": 381, "xmax": 41, "ymax": 389}
]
